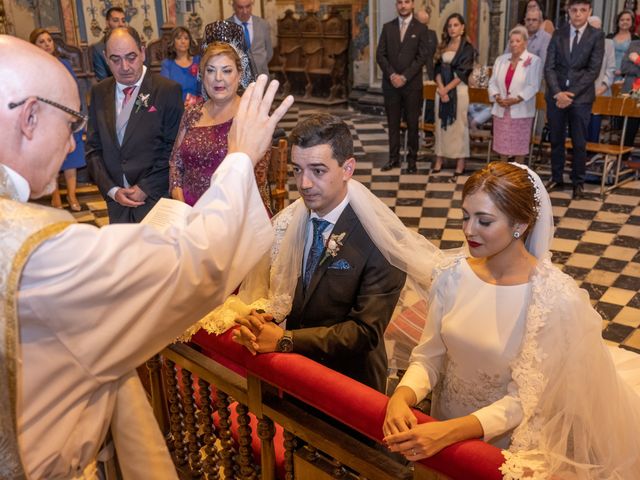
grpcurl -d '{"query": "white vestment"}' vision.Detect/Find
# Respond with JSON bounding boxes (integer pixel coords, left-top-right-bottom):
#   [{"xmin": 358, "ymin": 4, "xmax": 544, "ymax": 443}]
[{"xmin": 10, "ymin": 153, "xmax": 272, "ymax": 478}]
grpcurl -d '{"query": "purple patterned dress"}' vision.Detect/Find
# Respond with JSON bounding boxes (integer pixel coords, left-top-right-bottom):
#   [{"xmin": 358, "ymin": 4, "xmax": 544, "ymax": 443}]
[{"xmin": 169, "ymin": 103, "xmax": 271, "ymax": 209}]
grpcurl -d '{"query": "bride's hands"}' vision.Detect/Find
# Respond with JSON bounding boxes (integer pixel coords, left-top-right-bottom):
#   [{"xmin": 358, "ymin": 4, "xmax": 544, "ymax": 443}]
[
  {"xmin": 383, "ymin": 388, "xmax": 418, "ymax": 436},
  {"xmin": 384, "ymin": 415, "xmax": 484, "ymax": 461}
]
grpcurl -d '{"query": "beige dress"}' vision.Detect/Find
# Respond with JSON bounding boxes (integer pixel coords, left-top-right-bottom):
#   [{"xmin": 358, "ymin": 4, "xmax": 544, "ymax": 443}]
[{"xmin": 435, "ymin": 51, "xmax": 470, "ymax": 159}]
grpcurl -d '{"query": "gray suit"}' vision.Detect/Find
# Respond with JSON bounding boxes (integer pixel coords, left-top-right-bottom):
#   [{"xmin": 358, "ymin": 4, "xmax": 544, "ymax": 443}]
[{"xmin": 227, "ymin": 14, "xmax": 273, "ymax": 77}]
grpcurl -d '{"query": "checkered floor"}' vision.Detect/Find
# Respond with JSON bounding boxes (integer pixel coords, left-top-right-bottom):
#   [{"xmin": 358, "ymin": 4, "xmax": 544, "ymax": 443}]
[{"xmin": 48, "ymin": 105, "xmax": 640, "ymax": 353}]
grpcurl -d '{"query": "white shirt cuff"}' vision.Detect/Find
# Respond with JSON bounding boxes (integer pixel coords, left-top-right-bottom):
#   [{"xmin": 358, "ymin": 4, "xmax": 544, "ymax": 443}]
[
  {"xmin": 107, "ymin": 187, "xmax": 120, "ymax": 200},
  {"xmin": 397, "ymin": 363, "xmax": 432, "ymax": 403}
]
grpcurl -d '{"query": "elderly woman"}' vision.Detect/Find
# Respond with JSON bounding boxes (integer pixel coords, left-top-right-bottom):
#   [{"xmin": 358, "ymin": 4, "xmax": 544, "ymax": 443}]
[
  {"xmin": 29, "ymin": 28, "xmax": 85, "ymax": 211},
  {"xmin": 160, "ymin": 26, "xmax": 201, "ymax": 104},
  {"xmin": 169, "ymin": 22, "xmax": 270, "ymax": 210},
  {"xmin": 619, "ymin": 39, "xmax": 640, "ymax": 150},
  {"xmin": 383, "ymin": 161, "xmax": 640, "ymax": 479},
  {"xmin": 488, "ymin": 26, "xmax": 542, "ymax": 163}
]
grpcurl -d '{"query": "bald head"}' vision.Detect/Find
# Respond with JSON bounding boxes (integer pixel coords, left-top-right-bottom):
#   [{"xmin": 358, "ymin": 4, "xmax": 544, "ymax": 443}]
[
  {"xmin": 588, "ymin": 15, "xmax": 602, "ymax": 30},
  {"xmin": 0, "ymin": 35, "xmax": 79, "ymax": 198}
]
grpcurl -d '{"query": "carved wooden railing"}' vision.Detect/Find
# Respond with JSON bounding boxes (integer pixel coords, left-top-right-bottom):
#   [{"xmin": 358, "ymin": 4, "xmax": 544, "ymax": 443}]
[{"xmin": 149, "ymin": 331, "xmax": 504, "ymax": 480}]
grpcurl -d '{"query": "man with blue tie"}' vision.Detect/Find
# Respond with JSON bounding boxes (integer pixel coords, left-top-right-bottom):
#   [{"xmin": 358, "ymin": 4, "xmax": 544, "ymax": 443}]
[
  {"xmin": 232, "ymin": 114, "xmax": 407, "ymax": 393},
  {"xmin": 227, "ymin": 0, "xmax": 273, "ymax": 77},
  {"xmin": 544, "ymin": 0, "xmax": 604, "ymax": 199}
]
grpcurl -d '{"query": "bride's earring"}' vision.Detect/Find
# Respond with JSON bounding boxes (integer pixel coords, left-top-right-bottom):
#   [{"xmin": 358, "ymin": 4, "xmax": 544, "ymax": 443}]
[{"xmin": 513, "ymin": 231, "xmax": 521, "ymax": 239}]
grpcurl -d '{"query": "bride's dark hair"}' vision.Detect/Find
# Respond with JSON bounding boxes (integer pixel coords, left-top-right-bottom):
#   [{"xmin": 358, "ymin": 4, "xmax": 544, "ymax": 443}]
[{"xmin": 462, "ymin": 162, "xmax": 538, "ymax": 238}]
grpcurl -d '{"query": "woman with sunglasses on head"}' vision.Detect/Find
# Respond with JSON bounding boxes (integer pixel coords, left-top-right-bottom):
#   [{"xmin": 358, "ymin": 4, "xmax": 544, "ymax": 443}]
[{"xmin": 29, "ymin": 28, "xmax": 85, "ymax": 211}]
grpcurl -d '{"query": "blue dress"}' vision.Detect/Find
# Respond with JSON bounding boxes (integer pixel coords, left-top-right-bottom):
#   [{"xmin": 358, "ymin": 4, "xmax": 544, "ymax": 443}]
[
  {"xmin": 160, "ymin": 56, "xmax": 202, "ymax": 101},
  {"xmin": 59, "ymin": 58, "xmax": 86, "ymax": 171}
]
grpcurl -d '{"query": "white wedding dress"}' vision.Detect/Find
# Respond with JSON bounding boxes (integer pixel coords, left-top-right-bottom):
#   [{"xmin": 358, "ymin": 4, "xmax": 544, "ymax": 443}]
[
  {"xmin": 390, "ymin": 164, "xmax": 640, "ymax": 479},
  {"xmin": 400, "ymin": 258, "xmax": 530, "ymax": 449}
]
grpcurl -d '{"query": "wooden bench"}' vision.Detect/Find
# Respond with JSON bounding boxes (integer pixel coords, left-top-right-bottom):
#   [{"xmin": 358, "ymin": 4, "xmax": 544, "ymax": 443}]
[
  {"xmin": 467, "ymin": 87, "xmax": 493, "ymax": 163},
  {"xmin": 529, "ymin": 93, "xmax": 640, "ymax": 197},
  {"xmin": 401, "ymin": 84, "xmax": 492, "ymax": 163},
  {"xmin": 268, "ymin": 138, "xmax": 288, "ymax": 214}
]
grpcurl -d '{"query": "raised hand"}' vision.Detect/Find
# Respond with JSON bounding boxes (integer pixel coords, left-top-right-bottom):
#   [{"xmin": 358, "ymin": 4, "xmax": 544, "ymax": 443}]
[{"xmin": 228, "ymin": 75, "xmax": 294, "ymax": 166}]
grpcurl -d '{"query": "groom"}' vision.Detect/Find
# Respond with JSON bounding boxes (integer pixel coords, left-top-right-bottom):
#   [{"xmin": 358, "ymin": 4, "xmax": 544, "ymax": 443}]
[{"xmin": 233, "ymin": 114, "xmax": 406, "ymax": 393}]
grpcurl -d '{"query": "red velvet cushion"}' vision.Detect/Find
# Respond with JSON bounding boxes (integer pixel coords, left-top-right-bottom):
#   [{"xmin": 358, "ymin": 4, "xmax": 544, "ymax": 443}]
[
  {"xmin": 191, "ymin": 329, "xmax": 249, "ymax": 376},
  {"xmin": 190, "ymin": 330, "xmax": 503, "ymax": 479},
  {"xmin": 248, "ymin": 353, "xmax": 504, "ymax": 480}
]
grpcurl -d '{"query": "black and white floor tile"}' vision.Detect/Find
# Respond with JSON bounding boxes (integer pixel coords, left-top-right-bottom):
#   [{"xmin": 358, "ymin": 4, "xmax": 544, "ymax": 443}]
[{"xmin": 48, "ymin": 105, "xmax": 640, "ymax": 353}]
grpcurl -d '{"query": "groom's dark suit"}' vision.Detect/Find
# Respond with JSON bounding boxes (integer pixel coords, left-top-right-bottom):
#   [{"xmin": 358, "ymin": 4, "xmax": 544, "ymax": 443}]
[
  {"xmin": 286, "ymin": 204, "xmax": 406, "ymax": 393},
  {"xmin": 86, "ymin": 72, "xmax": 183, "ymax": 223}
]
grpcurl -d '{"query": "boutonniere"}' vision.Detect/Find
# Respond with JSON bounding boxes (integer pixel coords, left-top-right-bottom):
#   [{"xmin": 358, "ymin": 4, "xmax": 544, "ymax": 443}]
[
  {"xmin": 319, "ymin": 232, "xmax": 346, "ymax": 266},
  {"xmin": 523, "ymin": 56, "xmax": 532, "ymax": 68},
  {"xmin": 189, "ymin": 63, "xmax": 199, "ymax": 77},
  {"xmin": 134, "ymin": 93, "xmax": 150, "ymax": 113},
  {"xmin": 630, "ymin": 78, "xmax": 640, "ymax": 105}
]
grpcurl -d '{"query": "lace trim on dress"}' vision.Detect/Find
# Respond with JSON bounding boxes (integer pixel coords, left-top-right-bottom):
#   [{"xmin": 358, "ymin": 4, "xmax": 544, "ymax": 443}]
[
  {"xmin": 176, "ymin": 202, "xmax": 298, "ymax": 342},
  {"xmin": 500, "ymin": 255, "xmax": 573, "ymax": 478},
  {"xmin": 437, "ymin": 356, "xmax": 506, "ymax": 410}
]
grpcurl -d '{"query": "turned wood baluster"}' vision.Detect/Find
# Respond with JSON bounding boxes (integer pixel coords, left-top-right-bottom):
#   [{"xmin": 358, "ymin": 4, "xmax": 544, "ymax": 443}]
[
  {"xmin": 283, "ymin": 430, "xmax": 296, "ymax": 480},
  {"xmin": 236, "ymin": 402, "xmax": 257, "ymax": 479},
  {"xmin": 257, "ymin": 416, "xmax": 276, "ymax": 480},
  {"xmin": 165, "ymin": 359, "xmax": 187, "ymax": 466},
  {"xmin": 146, "ymin": 354, "xmax": 169, "ymax": 434},
  {"xmin": 181, "ymin": 369, "xmax": 203, "ymax": 478},
  {"xmin": 216, "ymin": 390, "xmax": 236, "ymax": 479},
  {"xmin": 197, "ymin": 378, "xmax": 220, "ymax": 480}
]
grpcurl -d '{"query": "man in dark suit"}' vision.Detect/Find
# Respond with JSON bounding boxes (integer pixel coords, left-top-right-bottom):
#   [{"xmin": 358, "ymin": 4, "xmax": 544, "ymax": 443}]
[
  {"xmin": 376, "ymin": 0, "xmax": 431, "ymax": 174},
  {"xmin": 90, "ymin": 6, "xmax": 126, "ymax": 81},
  {"xmin": 227, "ymin": 0, "xmax": 273, "ymax": 77},
  {"xmin": 233, "ymin": 114, "xmax": 406, "ymax": 393},
  {"xmin": 544, "ymin": 0, "xmax": 604, "ymax": 199},
  {"xmin": 86, "ymin": 27, "xmax": 183, "ymax": 223}
]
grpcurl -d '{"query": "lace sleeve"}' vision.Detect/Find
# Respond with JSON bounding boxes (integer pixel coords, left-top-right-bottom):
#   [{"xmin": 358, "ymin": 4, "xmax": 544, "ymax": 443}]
[{"xmin": 501, "ymin": 260, "xmax": 640, "ymax": 479}]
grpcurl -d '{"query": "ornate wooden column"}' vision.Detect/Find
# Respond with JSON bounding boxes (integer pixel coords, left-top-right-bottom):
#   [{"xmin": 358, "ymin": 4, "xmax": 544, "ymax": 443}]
[{"xmin": 487, "ymin": 0, "xmax": 503, "ymax": 65}]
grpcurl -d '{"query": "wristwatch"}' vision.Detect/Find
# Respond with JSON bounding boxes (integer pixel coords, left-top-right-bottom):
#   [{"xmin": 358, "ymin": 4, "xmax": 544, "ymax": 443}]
[{"xmin": 276, "ymin": 330, "xmax": 293, "ymax": 353}]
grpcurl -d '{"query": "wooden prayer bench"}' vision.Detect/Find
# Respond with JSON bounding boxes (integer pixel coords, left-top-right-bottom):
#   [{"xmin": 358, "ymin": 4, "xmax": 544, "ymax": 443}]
[{"xmin": 145, "ymin": 330, "xmax": 505, "ymax": 479}]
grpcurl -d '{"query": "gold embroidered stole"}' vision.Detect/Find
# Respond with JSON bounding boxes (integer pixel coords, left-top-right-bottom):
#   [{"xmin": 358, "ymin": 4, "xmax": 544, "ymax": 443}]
[{"xmin": 0, "ymin": 166, "xmax": 73, "ymax": 479}]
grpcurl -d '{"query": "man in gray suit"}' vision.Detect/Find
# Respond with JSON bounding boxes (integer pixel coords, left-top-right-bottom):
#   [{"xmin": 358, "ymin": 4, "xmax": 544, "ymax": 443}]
[{"xmin": 227, "ymin": 0, "xmax": 273, "ymax": 77}]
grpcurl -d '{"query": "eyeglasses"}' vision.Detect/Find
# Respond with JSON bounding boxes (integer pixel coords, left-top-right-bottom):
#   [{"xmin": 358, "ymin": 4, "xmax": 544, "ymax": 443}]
[{"xmin": 8, "ymin": 96, "xmax": 88, "ymax": 134}]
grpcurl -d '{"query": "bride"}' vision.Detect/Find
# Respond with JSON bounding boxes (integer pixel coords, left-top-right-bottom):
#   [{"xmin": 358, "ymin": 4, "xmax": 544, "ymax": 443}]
[{"xmin": 383, "ymin": 162, "xmax": 640, "ymax": 479}]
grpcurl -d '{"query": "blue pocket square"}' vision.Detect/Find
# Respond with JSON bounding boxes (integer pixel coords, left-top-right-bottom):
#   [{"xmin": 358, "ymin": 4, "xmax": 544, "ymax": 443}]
[{"xmin": 328, "ymin": 259, "xmax": 352, "ymax": 270}]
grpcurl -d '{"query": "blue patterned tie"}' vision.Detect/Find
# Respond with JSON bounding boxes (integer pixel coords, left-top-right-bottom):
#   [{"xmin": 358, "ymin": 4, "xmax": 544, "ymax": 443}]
[
  {"xmin": 242, "ymin": 21, "xmax": 251, "ymax": 50},
  {"xmin": 303, "ymin": 218, "xmax": 330, "ymax": 289}
]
